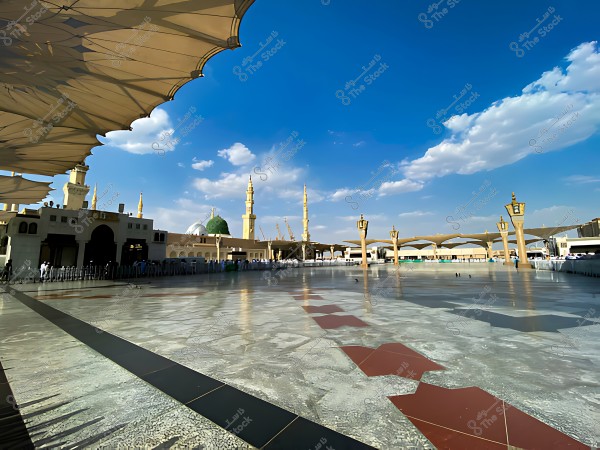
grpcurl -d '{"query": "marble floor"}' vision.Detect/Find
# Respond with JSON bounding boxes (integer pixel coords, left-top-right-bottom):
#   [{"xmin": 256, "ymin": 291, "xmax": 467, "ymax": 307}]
[{"xmin": 1, "ymin": 263, "xmax": 599, "ymax": 449}]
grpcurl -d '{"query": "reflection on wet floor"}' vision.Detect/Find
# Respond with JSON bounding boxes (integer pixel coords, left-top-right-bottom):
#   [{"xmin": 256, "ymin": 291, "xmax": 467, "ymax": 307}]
[{"xmin": 1, "ymin": 263, "xmax": 599, "ymax": 448}]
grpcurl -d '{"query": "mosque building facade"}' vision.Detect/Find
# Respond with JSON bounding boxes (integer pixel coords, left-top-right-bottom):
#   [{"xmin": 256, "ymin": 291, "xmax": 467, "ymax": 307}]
[{"xmin": 0, "ymin": 165, "xmax": 167, "ymax": 272}]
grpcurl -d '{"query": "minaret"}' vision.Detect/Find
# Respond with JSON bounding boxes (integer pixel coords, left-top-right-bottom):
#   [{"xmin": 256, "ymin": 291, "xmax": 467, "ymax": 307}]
[
  {"xmin": 63, "ymin": 164, "xmax": 90, "ymax": 210},
  {"xmin": 137, "ymin": 192, "xmax": 143, "ymax": 218},
  {"xmin": 242, "ymin": 176, "xmax": 256, "ymax": 240},
  {"xmin": 211, "ymin": 207, "xmax": 215, "ymax": 219},
  {"xmin": 91, "ymin": 184, "xmax": 97, "ymax": 210},
  {"xmin": 302, "ymin": 184, "xmax": 310, "ymax": 242}
]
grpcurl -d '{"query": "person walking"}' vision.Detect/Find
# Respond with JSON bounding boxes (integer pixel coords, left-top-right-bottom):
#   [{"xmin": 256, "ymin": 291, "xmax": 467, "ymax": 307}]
[
  {"xmin": 515, "ymin": 256, "xmax": 519, "ymax": 270},
  {"xmin": 1, "ymin": 259, "xmax": 12, "ymax": 282},
  {"xmin": 40, "ymin": 261, "xmax": 47, "ymax": 282}
]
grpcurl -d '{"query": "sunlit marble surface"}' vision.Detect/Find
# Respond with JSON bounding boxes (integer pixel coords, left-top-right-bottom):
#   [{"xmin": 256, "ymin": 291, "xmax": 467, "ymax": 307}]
[{"xmin": 2, "ymin": 263, "xmax": 599, "ymax": 448}]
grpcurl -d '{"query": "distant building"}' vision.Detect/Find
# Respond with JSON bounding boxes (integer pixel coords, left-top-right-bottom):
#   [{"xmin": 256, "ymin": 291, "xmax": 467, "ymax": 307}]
[
  {"xmin": 0, "ymin": 166, "xmax": 166, "ymax": 271},
  {"xmin": 551, "ymin": 235, "xmax": 600, "ymax": 257},
  {"xmin": 577, "ymin": 218, "xmax": 600, "ymax": 238}
]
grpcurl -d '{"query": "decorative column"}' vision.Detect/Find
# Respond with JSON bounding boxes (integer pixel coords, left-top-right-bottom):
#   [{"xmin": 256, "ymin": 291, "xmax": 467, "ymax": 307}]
[
  {"xmin": 505, "ymin": 193, "xmax": 532, "ymax": 269},
  {"xmin": 390, "ymin": 225, "xmax": 399, "ymax": 266},
  {"xmin": 497, "ymin": 216, "xmax": 511, "ymax": 265},
  {"xmin": 302, "ymin": 243, "xmax": 306, "ymax": 261},
  {"xmin": 216, "ymin": 234, "xmax": 221, "ymax": 261},
  {"xmin": 330, "ymin": 245, "xmax": 335, "ymax": 260},
  {"xmin": 357, "ymin": 214, "xmax": 369, "ymax": 269},
  {"xmin": 267, "ymin": 240, "xmax": 272, "ymax": 260},
  {"xmin": 76, "ymin": 240, "xmax": 88, "ymax": 267}
]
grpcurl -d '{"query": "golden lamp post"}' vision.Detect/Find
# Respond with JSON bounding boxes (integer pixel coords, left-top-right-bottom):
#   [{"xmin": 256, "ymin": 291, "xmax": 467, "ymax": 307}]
[
  {"xmin": 357, "ymin": 214, "xmax": 369, "ymax": 269},
  {"xmin": 496, "ymin": 216, "xmax": 512, "ymax": 266},
  {"xmin": 504, "ymin": 193, "xmax": 532, "ymax": 269},
  {"xmin": 390, "ymin": 225, "xmax": 399, "ymax": 266}
]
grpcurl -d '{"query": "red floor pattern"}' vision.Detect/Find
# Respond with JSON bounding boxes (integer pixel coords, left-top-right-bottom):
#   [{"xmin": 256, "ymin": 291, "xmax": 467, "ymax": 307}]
[
  {"xmin": 311, "ymin": 314, "xmax": 369, "ymax": 329},
  {"xmin": 389, "ymin": 383, "xmax": 588, "ymax": 449},
  {"xmin": 302, "ymin": 305, "xmax": 345, "ymax": 314},
  {"xmin": 292, "ymin": 294, "xmax": 325, "ymax": 301},
  {"xmin": 341, "ymin": 344, "xmax": 445, "ymax": 380}
]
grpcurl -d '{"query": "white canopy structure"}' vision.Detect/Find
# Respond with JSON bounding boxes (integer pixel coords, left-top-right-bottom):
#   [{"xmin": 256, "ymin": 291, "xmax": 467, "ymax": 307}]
[{"xmin": 0, "ymin": 0, "xmax": 254, "ymax": 203}]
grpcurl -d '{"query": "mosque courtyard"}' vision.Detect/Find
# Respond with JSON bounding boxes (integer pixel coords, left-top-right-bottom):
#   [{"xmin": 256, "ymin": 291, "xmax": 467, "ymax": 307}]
[{"xmin": 1, "ymin": 263, "xmax": 599, "ymax": 449}]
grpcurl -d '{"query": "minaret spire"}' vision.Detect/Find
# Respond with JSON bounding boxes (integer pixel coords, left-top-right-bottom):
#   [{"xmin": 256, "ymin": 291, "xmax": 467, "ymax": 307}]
[
  {"xmin": 137, "ymin": 192, "xmax": 143, "ymax": 218},
  {"xmin": 91, "ymin": 184, "xmax": 97, "ymax": 210},
  {"xmin": 302, "ymin": 184, "xmax": 310, "ymax": 242},
  {"xmin": 242, "ymin": 175, "xmax": 256, "ymax": 240}
]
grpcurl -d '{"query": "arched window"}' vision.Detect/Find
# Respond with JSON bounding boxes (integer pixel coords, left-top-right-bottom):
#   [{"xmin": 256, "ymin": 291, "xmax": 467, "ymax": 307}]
[
  {"xmin": 18, "ymin": 222, "xmax": 28, "ymax": 233},
  {"xmin": 154, "ymin": 232, "xmax": 159, "ymax": 241},
  {"xmin": 28, "ymin": 223, "xmax": 38, "ymax": 234}
]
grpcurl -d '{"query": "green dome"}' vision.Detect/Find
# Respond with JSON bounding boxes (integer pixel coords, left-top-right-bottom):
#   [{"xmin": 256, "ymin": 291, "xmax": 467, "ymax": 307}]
[{"xmin": 206, "ymin": 215, "xmax": 230, "ymax": 235}]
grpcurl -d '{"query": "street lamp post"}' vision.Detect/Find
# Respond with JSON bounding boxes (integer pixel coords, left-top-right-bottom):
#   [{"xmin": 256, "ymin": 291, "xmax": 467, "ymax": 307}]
[
  {"xmin": 357, "ymin": 214, "xmax": 369, "ymax": 269},
  {"xmin": 496, "ymin": 216, "xmax": 512, "ymax": 266},
  {"xmin": 390, "ymin": 225, "xmax": 399, "ymax": 266},
  {"xmin": 504, "ymin": 193, "xmax": 532, "ymax": 269}
]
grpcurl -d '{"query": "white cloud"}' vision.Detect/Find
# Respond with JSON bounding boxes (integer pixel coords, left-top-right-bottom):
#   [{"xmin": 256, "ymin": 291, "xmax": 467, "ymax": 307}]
[
  {"xmin": 193, "ymin": 173, "xmax": 249, "ymax": 199},
  {"xmin": 330, "ymin": 188, "xmax": 356, "ymax": 202},
  {"xmin": 398, "ymin": 210, "xmax": 433, "ymax": 218},
  {"xmin": 146, "ymin": 198, "xmax": 217, "ymax": 233},
  {"xmin": 353, "ymin": 140, "xmax": 366, "ymax": 147},
  {"xmin": 218, "ymin": 143, "xmax": 256, "ymax": 166},
  {"xmin": 563, "ymin": 174, "xmax": 600, "ymax": 184},
  {"xmin": 103, "ymin": 108, "xmax": 175, "ymax": 155},
  {"xmin": 191, "ymin": 159, "xmax": 214, "ymax": 171},
  {"xmin": 401, "ymin": 41, "xmax": 600, "ymax": 182},
  {"xmin": 378, "ymin": 179, "xmax": 425, "ymax": 195},
  {"xmin": 177, "ymin": 163, "xmax": 185, "ymax": 168}
]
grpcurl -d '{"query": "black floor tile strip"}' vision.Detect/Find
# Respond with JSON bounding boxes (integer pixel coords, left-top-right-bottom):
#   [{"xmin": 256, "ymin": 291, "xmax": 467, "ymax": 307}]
[
  {"xmin": 6, "ymin": 288, "xmax": 375, "ymax": 449},
  {"xmin": 0, "ymin": 360, "xmax": 34, "ymax": 449}
]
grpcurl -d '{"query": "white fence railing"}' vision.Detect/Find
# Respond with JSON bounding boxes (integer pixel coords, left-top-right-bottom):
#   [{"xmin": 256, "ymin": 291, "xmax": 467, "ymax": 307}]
[{"xmin": 532, "ymin": 259, "xmax": 600, "ymax": 277}]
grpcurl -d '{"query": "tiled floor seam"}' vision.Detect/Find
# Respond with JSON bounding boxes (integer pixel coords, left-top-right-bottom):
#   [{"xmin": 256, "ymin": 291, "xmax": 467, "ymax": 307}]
[
  {"xmin": 404, "ymin": 414, "xmax": 508, "ymax": 447},
  {"xmin": 259, "ymin": 416, "xmax": 300, "ymax": 449},
  {"xmin": 6, "ymin": 289, "xmax": 374, "ymax": 449}
]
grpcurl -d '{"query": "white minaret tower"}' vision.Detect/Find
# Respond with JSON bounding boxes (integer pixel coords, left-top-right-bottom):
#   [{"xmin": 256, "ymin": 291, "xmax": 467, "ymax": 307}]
[
  {"xmin": 302, "ymin": 184, "xmax": 310, "ymax": 242},
  {"xmin": 242, "ymin": 176, "xmax": 256, "ymax": 240},
  {"xmin": 63, "ymin": 164, "xmax": 90, "ymax": 210}
]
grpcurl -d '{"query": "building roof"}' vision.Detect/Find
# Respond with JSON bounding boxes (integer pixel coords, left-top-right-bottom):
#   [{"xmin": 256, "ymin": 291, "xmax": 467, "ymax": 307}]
[
  {"xmin": 206, "ymin": 216, "xmax": 230, "ymax": 235},
  {"xmin": 185, "ymin": 221, "xmax": 208, "ymax": 236}
]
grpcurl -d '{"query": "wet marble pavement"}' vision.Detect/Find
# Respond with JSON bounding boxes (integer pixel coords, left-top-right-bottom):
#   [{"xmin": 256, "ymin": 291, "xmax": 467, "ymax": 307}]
[{"xmin": 1, "ymin": 263, "xmax": 599, "ymax": 449}]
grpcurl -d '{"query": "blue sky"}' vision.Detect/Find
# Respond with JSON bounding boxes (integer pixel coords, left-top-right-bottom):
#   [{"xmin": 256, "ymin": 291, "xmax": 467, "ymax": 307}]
[{"xmin": 21, "ymin": 0, "xmax": 600, "ymax": 244}]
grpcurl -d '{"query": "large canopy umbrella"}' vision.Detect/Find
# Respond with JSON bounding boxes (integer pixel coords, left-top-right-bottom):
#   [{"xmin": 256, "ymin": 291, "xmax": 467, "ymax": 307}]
[
  {"xmin": 0, "ymin": 0, "xmax": 254, "ymax": 198},
  {"xmin": 0, "ymin": 174, "xmax": 52, "ymax": 204}
]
